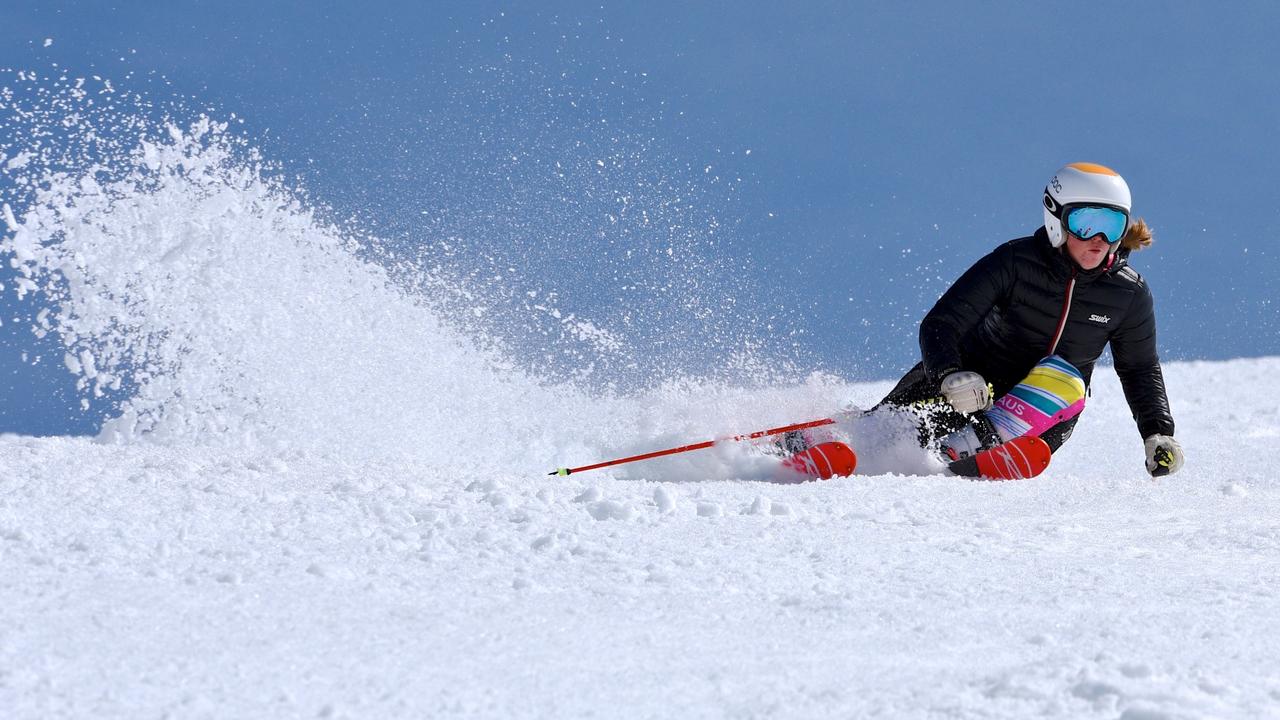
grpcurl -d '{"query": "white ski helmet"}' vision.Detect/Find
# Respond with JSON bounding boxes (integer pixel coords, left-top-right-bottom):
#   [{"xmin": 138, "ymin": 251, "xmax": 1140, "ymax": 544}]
[{"xmin": 1042, "ymin": 162, "xmax": 1131, "ymax": 248}]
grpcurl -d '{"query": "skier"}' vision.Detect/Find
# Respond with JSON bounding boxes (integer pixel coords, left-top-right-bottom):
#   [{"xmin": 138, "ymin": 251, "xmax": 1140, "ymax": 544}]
[{"xmin": 880, "ymin": 162, "xmax": 1184, "ymax": 477}]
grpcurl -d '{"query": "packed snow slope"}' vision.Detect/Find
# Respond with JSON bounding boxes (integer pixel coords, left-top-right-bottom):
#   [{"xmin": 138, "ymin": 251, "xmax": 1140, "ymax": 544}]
[
  {"xmin": 3, "ymin": 88, "xmax": 1279, "ymax": 719},
  {"xmin": 4, "ymin": 359, "xmax": 1279, "ymax": 719}
]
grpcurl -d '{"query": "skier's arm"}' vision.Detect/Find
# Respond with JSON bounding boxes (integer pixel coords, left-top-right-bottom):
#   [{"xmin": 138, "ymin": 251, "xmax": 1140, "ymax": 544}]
[
  {"xmin": 1109, "ymin": 282, "xmax": 1175, "ymax": 438},
  {"xmin": 919, "ymin": 243, "xmax": 1016, "ymax": 382}
]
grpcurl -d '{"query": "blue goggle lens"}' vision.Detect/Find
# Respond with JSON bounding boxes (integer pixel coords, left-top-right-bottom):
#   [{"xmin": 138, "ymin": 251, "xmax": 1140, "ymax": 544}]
[{"xmin": 1065, "ymin": 205, "xmax": 1128, "ymax": 244}]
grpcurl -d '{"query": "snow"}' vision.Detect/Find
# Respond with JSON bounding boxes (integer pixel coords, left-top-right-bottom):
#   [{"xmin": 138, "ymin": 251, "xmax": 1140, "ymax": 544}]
[
  {"xmin": 3, "ymin": 79, "xmax": 1280, "ymax": 719},
  {"xmin": 2, "ymin": 364, "xmax": 1279, "ymax": 718}
]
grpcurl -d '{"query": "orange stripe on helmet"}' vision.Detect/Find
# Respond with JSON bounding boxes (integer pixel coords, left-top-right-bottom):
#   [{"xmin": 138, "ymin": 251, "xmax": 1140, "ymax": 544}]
[{"xmin": 1066, "ymin": 162, "xmax": 1119, "ymax": 176}]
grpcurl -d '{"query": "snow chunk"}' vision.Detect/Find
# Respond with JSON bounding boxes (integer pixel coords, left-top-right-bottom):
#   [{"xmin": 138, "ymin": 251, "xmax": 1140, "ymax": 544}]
[
  {"xmin": 465, "ymin": 478, "xmax": 498, "ymax": 493},
  {"xmin": 44, "ymin": 38, "xmax": 54, "ymax": 47},
  {"xmin": 573, "ymin": 487, "xmax": 602, "ymax": 503},
  {"xmin": 586, "ymin": 500, "xmax": 634, "ymax": 521},
  {"xmin": 13, "ymin": 277, "xmax": 37, "ymax": 299},
  {"xmin": 697, "ymin": 502, "xmax": 722, "ymax": 518},
  {"xmin": 4, "ymin": 153, "xmax": 33, "ymax": 172},
  {"xmin": 653, "ymin": 486, "xmax": 677, "ymax": 514},
  {"xmin": 1221, "ymin": 482, "xmax": 1249, "ymax": 497},
  {"xmin": 78, "ymin": 349, "xmax": 98, "ymax": 379}
]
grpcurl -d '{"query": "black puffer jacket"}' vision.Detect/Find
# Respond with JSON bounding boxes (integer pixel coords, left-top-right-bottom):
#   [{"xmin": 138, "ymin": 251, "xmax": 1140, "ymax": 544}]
[{"xmin": 917, "ymin": 227, "xmax": 1174, "ymax": 439}]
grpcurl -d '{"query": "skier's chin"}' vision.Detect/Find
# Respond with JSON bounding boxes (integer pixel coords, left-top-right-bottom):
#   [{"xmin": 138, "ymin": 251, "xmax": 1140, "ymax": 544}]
[
  {"xmin": 1078, "ymin": 252, "xmax": 1106, "ymax": 270},
  {"xmin": 1068, "ymin": 244, "xmax": 1108, "ymax": 270}
]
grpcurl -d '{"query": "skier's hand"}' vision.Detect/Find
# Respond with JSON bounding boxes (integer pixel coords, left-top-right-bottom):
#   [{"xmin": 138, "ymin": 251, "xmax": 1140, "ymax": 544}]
[
  {"xmin": 1144, "ymin": 434, "xmax": 1184, "ymax": 477},
  {"xmin": 940, "ymin": 371, "xmax": 992, "ymax": 414}
]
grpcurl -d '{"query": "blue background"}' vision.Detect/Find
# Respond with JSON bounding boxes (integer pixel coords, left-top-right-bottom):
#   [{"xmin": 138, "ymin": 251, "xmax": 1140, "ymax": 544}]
[{"xmin": 4, "ymin": 1, "xmax": 1279, "ymax": 435}]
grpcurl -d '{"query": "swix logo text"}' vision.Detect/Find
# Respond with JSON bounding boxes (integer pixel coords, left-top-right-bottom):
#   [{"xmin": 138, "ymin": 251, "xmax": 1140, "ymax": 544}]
[{"xmin": 1089, "ymin": 314, "xmax": 1111, "ymax": 324}]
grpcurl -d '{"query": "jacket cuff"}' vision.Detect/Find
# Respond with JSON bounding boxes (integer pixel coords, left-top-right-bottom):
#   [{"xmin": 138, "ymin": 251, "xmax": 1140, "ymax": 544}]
[
  {"xmin": 928, "ymin": 364, "xmax": 962, "ymax": 385},
  {"xmin": 1138, "ymin": 420, "xmax": 1175, "ymax": 439}
]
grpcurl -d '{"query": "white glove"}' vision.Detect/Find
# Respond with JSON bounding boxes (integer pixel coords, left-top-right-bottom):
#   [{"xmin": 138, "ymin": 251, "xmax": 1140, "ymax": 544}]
[
  {"xmin": 940, "ymin": 370, "xmax": 992, "ymax": 414},
  {"xmin": 1144, "ymin": 434, "xmax": 1184, "ymax": 477}
]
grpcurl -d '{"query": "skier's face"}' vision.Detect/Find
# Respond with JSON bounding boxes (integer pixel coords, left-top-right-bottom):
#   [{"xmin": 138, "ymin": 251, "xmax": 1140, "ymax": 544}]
[{"xmin": 1065, "ymin": 230, "xmax": 1112, "ymax": 270}]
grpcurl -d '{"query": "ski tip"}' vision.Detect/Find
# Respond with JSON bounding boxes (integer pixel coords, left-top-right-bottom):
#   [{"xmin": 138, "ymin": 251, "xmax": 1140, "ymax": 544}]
[
  {"xmin": 549, "ymin": 468, "xmax": 571, "ymax": 477},
  {"xmin": 781, "ymin": 441, "xmax": 858, "ymax": 481},
  {"xmin": 958, "ymin": 435, "xmax": 1052, "ymax": 481}
]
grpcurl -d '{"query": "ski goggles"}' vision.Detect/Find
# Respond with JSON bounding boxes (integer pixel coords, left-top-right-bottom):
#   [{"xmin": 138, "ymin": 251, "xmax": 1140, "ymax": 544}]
[{"xmin": 1063, "ymin": 204, "xmax": 1129, "ymax": 244}]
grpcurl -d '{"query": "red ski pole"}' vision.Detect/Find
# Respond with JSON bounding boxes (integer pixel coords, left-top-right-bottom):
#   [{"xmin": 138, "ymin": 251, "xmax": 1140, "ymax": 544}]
[{"xmin": 548, "ymin": 417, "xmax": 837, "ymax": 476}]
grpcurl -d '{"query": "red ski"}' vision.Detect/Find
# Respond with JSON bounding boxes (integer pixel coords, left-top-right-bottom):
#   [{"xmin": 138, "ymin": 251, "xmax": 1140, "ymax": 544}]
[
  {"xmin": 780, "ymin": 441, "xmax": 858, "ymax": 481},
  {"xmin": 948, "ymin": 435, "xmax": 1052, "ymax": 480}
]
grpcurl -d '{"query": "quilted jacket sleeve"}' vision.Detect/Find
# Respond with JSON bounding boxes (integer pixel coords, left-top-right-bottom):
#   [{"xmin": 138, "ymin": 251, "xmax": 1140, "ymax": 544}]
[
  {"xmin": 919, "ymin": 243, "xmax": 1017, "ymax": 383},
  {"xmin": 1109, "ymin": 279, "xmax": 1176, "ymax": 438}
]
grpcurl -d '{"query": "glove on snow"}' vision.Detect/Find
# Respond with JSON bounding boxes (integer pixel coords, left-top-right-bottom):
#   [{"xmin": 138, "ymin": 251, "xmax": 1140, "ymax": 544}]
[
  {"xmin": 1144, "ymin": 434, "xmax": 1184, "ymax": 477},
  {"xmin": 940, "ymin": 370, "xmax": 992, "ymax": 415}
]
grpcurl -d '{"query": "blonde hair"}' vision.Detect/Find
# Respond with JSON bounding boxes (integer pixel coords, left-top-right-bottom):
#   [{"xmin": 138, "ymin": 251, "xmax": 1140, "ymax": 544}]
[{"xmin": 1122, "ymin": 217, "xmax": 1153, "ymax": 251}]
